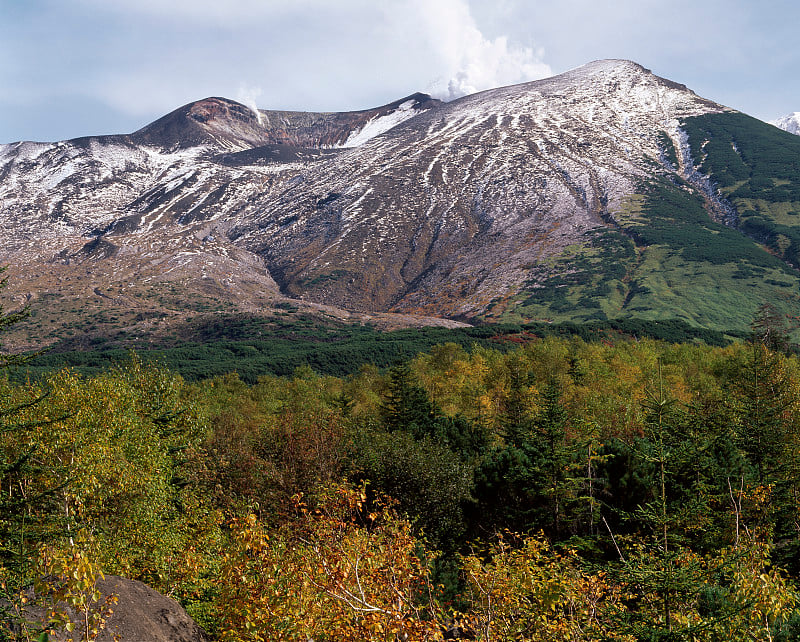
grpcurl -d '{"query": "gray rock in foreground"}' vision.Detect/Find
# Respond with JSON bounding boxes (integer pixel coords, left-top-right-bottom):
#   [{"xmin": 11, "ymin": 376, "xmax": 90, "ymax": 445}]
[{"xmin": 21, "ymin": 575, "xmax": 210, "ymax": 642}]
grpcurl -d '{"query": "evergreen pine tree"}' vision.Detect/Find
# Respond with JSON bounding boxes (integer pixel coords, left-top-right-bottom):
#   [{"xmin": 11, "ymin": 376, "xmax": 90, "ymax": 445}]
[
  {"xmin": 380, "ymin": 362, "xmax": 438, "ymax": 438},
  {"xmin": 0, "ymin": 267, "xmax": 69, "ymax": 635},
  {"xmin": 532, "ymin": 376, "xmax": 572, "ymax": 537}
]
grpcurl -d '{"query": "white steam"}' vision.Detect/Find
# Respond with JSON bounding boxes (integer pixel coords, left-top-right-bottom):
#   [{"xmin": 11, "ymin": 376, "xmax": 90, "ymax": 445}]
[
  {"xmin": 236, "ymin": 84, "xmax": 263, "ymax": 125},
  {"xmin": 412, "ymin": 0, "xmax": 551, "ymax": 100}
]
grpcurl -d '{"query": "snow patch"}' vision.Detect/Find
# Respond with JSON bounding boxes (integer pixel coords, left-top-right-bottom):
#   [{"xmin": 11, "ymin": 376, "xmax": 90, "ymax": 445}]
[
  {"xmin": 341, "ymin": 101, "xmax": 420, "ymax": 147},
  {"xmin": 163, "ymin": 170, "xmax": 195, "ymax": 193}
]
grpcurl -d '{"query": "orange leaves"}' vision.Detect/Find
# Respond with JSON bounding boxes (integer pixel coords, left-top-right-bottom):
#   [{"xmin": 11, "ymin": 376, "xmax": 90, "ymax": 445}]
[{"xmin": 216, "ymin": 483, "xmax": 443, "ymax": 641}]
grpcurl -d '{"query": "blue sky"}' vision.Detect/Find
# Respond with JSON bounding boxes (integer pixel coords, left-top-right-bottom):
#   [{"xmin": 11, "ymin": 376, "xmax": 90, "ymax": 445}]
[{"xmin": 2, "ymin": 0, "xmax": 799, "ymax": 143}]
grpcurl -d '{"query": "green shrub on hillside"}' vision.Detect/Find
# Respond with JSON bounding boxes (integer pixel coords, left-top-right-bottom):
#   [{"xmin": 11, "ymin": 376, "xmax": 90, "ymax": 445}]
[{"xmin": 682, "ymin": 111, "xmax": 800, "ymax": 190}]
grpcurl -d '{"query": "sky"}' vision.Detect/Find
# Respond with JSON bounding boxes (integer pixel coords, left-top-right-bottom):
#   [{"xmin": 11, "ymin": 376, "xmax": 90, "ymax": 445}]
[{"xmin": 1, "ymin": 0, "xmax": 799, "ymax": 144}]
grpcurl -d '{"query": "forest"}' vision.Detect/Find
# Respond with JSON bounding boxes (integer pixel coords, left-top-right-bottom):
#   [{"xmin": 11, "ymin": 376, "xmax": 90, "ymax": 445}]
[
  {"xmin": 19, "ymin": 314, "xmax": 735, "ymax": 384},
  {"xmin": 3, "ymin": 296, "xmax": 800, "ymax": 641}
]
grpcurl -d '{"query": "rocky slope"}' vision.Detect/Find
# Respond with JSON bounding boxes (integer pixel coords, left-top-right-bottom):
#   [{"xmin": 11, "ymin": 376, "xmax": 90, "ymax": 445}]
[
  {"xmin": 3, "ymin": 59, "xmax": 800, "ymax": 346},
  {"xmin": 0, "ymin": 92, "xmax": 448, "ymax": 346},
  {"xmin": 227, "ymin": 60, "xmax": 724, "ymax": 317}
]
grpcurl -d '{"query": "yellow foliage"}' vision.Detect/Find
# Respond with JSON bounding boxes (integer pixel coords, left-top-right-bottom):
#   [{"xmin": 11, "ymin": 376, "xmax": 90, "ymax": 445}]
[
  {"xmin": 460, "ymin": 534, "xmax": 631, "ymax": 641},
  {"xmin": 215, "ymin": 483, "xmax": 443, "ymax": 641},
  {"xmin": 33, "ymin": 531, "xmax": 119, "ymax": 642}
]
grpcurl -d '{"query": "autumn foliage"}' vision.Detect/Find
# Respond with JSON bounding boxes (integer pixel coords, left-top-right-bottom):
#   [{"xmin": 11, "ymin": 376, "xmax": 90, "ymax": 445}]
[
  {"xmin": 3, "ymin": 333, "xmax": 800, "ymax": 640},
  {"xmin": 216, "ymin": 484, "xmax": 442, "ymax": 641}
]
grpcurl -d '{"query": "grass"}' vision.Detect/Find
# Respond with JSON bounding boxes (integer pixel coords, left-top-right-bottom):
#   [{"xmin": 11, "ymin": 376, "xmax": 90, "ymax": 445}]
[{"xmin": 497, "ymin": 161, "xmax": 800, "ymax": 338}]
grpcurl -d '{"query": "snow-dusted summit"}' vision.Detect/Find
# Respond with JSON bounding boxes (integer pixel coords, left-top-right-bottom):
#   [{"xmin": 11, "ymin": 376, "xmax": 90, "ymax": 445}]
[{"xmin": 770, "ymin": 112, "xmax": 800, "ymax": 135}]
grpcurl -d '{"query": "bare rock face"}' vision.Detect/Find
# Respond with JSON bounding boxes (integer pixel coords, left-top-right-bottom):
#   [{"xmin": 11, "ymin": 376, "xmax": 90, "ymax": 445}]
[
  {"xmin": 94, "ymin": 576, "xmax": 210, "ymax": 642},
  {"xmin": 23, "ymin": 575, "xmax": 210, "ymax": 642}
]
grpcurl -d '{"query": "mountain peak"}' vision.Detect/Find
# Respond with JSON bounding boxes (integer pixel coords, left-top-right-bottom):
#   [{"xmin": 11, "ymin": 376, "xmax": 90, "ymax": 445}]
[
  {"xmin": 130, "ymin": 96, "xmax": 268, "ymax": 150},
  {"xmin": 187, "ymin": 97, "xmax": 255, "ymax": 125},
  {"xmin": 560, "ymin": 59, "xmax": 690, "ymax": 91},
  {"xmin": 576, "ymin": 58, "xmax": 647, "ymax": 73},
  {"xmin": 365, "ymin": 92, "xmax": 441, "ymax": 113},
  {"xmin": 770, "ymin": 112, "xmax": 800, "ymax": 135}
]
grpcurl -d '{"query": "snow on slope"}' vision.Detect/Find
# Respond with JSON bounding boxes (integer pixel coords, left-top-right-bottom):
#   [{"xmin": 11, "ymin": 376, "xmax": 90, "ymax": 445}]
[
  {"xmin": 340, "ymin": 100, "xmax": 425, "ymax": 147},
  {"xmin": 0, "ymin": 59, "xmax": 731, "ymax": 321},
  {"xmin": 0, "ymin": 139, "xmax": 211, "ymax": 246},
  {"xmin": 224, "ymin": 60, "xmax": 726, "ymax": 315}
]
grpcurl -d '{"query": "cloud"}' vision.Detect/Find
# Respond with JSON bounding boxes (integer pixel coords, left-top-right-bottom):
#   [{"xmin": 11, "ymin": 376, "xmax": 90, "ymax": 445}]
[
  {"xmin": 73, "ymin": 0, "xmax": 327, "ymax": 26},
  {"xmin": 409, "ymin": 0, "xmax": 551, "ymax": 100}
]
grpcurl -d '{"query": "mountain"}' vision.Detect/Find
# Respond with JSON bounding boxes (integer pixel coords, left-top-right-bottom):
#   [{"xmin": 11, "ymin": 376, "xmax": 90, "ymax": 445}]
[
  {"xmin": 771, "ymin": 112, "xmax": 800, "ymax": 135},
  {"xmin": 3, "ymin": 59, "xmax": 800, "ymax": 350}
]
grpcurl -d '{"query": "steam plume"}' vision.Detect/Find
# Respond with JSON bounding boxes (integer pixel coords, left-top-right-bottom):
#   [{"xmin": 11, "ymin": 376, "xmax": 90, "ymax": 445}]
[
  {"xmin": 236, "ymin": 85, "xmax": 263, "ymax": 125},
  {"xmin": 414, "ymin": 0, "xmax": 551, "ymax": 100}
]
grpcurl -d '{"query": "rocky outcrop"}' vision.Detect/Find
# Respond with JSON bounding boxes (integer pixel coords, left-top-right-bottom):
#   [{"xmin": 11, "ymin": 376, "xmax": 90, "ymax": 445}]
[{"xmin": 20, "ymin": 575, "xmax": 210, "ymax": 642}]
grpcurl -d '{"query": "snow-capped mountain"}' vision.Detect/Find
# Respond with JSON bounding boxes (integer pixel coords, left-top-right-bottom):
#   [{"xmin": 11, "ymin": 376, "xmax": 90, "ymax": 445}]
[
  {"xmin": 226, "ymin": 60, "xmax": 726, "ymax": 316},
  {"xmin": 770, "ymin": 112, "xmax": 800, "ymax": 135},
  {"xmin": 2, "ymin": 59, "xmax": 800, "ymax": 347}
]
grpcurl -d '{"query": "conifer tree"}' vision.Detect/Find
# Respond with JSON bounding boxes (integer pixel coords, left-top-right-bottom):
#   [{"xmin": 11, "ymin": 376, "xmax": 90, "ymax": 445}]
[
  {"xmin": 0, "ymin": 266, "xmax": 55, "ymax": 566},
  {"xmin": 0, "ymin": 267, "xmax": 69, "ymax": 638},
  {"xmin": 613, "ymin": 369, "xmax": 708, "ymax": 638},
  {"xmin": 380, "ymin": 362, "xmax": 438, "ymax": 438},
  {"xmin": 532, "ymin": 376, "xmax": 572, "ymax": 537},
  {"xmin": 736, "ymin": 342, "xmax": 793, "ymax": 485}
]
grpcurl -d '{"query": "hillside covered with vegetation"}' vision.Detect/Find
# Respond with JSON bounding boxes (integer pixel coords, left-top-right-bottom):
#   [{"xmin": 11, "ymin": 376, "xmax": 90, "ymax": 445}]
[
  {"xmin": 508, "ymin": 113, "xmax": 800, "ymax": 337},
  {"xmin": 3, "ymin": 307, "xmax": 800, "ymax": 639}
]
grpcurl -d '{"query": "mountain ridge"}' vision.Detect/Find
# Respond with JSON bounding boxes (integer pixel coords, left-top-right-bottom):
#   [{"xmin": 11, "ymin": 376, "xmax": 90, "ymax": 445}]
[
  {"xmin": 3, "ymin": 59, "xmax": 800, "ymax": 349},
  {"xmin": 130, "ymin": 92, "xmax": 443, "ymax": 152}
]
